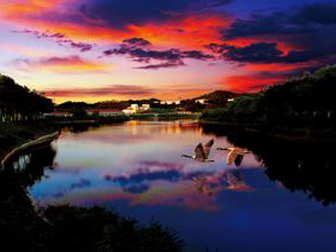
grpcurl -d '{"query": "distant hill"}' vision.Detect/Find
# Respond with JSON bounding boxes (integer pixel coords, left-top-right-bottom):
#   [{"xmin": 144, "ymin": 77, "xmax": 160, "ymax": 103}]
[
  {"xmin": 193, "ymin": 90, "xmax": 242, "ymax": 104},
  {"xmin": 56, "ymin": 101, "xmax": 94, "ymax": 111}
]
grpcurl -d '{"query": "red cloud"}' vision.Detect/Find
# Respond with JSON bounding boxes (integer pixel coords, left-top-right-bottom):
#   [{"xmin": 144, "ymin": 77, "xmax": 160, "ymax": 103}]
[
  {"xmin": 221, "ymin": 74, "xmax": 284, "ymax": 93},
  {"xmin": 1, "ymin": 0, "xmax": 232, "ymax": 49}
]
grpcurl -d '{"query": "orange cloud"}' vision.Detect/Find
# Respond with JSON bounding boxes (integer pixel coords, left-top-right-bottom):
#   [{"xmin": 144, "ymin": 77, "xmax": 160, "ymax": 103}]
[
  {"xmin": 129, "ymin": 14, "xmax": 232, "ymax": 49},
  {"xmin": 245, "ymin": 64, "xmax": 299, "ymax": 72},
  {"xmin": 1, "ymin": 0, "xmax": 70, "ymax": 17},
  {"xmin": 245, "ymin": 62, "xmax": 316, "ymax": 72},
  {"xmin": 1, "ymin": 0, "xmax": 232, "ymax": 49}
]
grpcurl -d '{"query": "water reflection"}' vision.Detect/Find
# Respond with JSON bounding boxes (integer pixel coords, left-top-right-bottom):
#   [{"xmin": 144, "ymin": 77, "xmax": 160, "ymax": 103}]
[
  {"xmin": 23, "ymin": 121, "xmax": 336, "ymax": 251},
  {"xmin": 202, "ymin": 123, "xmax": 336, "ymax": 206},
  {"xmin": 194, "ymin": 169, "xmax": 254, "ymax": 197},
  {"xmin": 29, "ymin": 121, "xmax": 260, "ymax": 212}
]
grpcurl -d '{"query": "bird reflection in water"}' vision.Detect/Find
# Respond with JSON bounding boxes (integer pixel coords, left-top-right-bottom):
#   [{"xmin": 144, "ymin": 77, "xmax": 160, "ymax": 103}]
[
  {"xmin": 217, "ymin": 146, "xmax": 251, "ymax": 166},
  {"xmin": 182, "ymin": 139, "xmax": 215, "ymax": 163},
  {"xmin": 193, "ymin": 169, "xmax": 252, "ymax": 197}
]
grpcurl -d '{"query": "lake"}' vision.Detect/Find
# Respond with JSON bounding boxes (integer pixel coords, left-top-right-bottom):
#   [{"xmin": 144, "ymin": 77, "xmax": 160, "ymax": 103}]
[{"xmin": 25, "ymin": 120, "xmax": 336, "ymax": 251}]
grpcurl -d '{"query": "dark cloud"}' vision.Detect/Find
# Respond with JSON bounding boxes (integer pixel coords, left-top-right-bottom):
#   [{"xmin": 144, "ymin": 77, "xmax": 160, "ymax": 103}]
[
  {"xmin": 223, "ymin": 13, "xmax": 315, "ymax": 40},
  {"xmin": 209, "ymin": 2, "xmax": 336, "ymax": 66},
  {"xmin": 13, "ymin": 29, "xmax": 94, "ymax": 52},
  {"xmin": 293, "ymin": 3, "xmax": 336, "ymax": 25},
  {"xmin": 122, "ymin": 38, "xmax": 152, "ymax": 47},
  {"xmin": 223, "ymin": 3, "xmax": 336, "ymax": 40},
  {"xmin": 224, "ymin": 42, "xmax": 283, "ymax": 63},
  {"xmin": 204, "ymin": 43, "xmax": 230, "ymax": 53},
  {"xmin": 220, "ymin": 42, "xmax": 317, "ymax": 64},
  {"xmin": 106, "ymin": 47, "xmax": 182, "ymax": 63},
  {"xmin": 182, "ymin": 50, "xmax": 215, "ymax": 60},
  {"xmin": 135, "ymin": 62, "xmax": 185, "ymax": 70},
  {"xmin": 80, "ymin": 0, "xmax": 232, "ymax": 29},
  {"xmin": 103, "ymin": 39, "xmax": 215, "ymax": 69},
  {"xmin": 210, "ymin": 41, "xmax": 336, "ymax": 64},
  {"xmin": 220, "ymin": 4, "xmax": 336, "ymax": 65}
]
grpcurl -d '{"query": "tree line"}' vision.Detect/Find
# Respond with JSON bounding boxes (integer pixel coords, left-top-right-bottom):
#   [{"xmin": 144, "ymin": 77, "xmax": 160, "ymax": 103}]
[
  {"xmin": 202, "ymin": 64, "xmax": 336, "ymax": 128},
  {"xmin": 0, "ymin": 74, "xmax": 53, "ymax": 123}
]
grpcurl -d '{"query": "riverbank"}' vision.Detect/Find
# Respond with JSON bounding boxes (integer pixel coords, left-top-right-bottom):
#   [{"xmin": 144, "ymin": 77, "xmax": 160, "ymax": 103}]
[
  {"xmin": 200, "ymin": 120, "xmax": 336, "ymax": 144},
  {"xmin": 0, "ymin": 122, "xmax": 57, "ymax": 160}
]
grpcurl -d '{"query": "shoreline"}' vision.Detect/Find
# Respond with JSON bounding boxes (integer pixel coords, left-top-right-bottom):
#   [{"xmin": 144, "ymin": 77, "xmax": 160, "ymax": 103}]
[
  {"xmin": 0, "ymin": 122, "xmax": 57, "ymax": 161},
  {"xmin": 1, "ymin": 131, "xmax": 60, "ymax": 169},
  {"xmin": 199, "ymin": 120, "xmax": 336, "ymax": 144}
]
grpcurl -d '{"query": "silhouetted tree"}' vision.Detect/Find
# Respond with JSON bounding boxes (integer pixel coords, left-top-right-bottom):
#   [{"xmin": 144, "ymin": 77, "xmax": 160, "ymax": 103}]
[{"xmin": 0, "ymin": 74, "xmax": 53, "ymax": 123}]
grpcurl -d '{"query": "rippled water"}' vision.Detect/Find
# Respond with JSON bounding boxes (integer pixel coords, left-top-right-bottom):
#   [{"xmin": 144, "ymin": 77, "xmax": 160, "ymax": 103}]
[{"xmin": 27, "ymin": 120, "xmax": 336, "ymax": 251}]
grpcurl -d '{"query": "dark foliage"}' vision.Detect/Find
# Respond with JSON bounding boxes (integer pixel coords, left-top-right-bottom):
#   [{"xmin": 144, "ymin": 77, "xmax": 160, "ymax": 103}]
[
  {"xmin": 0, "ymin": 74, "xmax": 53, "ymax": 122},
  {"xmin": 55, "ymin": 101, "xmax": 93, "ymax": 111},
  {"xmin": 202, "ymin": 65, "xmax": 336, "ymax": 129},
  {"xmin": 44, "ymin": 205, "xmax": 183, "ymax": 252},
  {"xmin": 227, "ymin": 134, "xmax": 336, "ymax": 206},
  {"xmin": 201, "ymin": 123, "xmax": 336, "ymax": 206}
]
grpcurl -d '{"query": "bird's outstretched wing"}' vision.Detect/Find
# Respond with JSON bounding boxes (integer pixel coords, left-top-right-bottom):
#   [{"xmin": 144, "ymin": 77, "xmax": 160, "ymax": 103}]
[
  {"xmin": 203, "ymin": 139, "xmax": 214, "ymax": 158},
  {"xmin": 194, "ymin": 143, "xmax": 206, "ymax": 160},
  {"xmin": 234, "ymin": 154, "xmax": 244, "ymax": 167},
  {"xmin": 227, "ymin": 149, "xmax": 237, "ymax": 165}
]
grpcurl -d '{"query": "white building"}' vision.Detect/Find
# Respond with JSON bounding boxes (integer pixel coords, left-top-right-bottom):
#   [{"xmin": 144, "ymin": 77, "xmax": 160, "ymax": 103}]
[
  {"xmin": 195, "ymin": 99, "xmax": 206, "ymax": 104},
  {"xmin": 123, "ymin": 104, "xmax": 151, "ymax": 115},
  {"xmin": 130, "ymin": 104, "xmax": 139, "ymax": 111},
  {"xmin": 141, "ymin": 104, "xmax": 150, "ymax": 110},
  {"xmin": 122, "ymin": 108, "xmax": 136, "ymax": 115}
]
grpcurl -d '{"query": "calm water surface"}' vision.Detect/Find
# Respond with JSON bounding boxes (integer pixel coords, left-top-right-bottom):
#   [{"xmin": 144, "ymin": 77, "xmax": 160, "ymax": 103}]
[{"xmin": 28, "ymin": 120, "xmax": 336, "ymax": 251}]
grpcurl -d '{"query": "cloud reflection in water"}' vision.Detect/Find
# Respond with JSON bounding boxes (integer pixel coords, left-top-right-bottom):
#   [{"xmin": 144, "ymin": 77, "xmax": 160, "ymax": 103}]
[{"xmin": 29, "ymin": 121, "xmax": 261, "ymax": 212}]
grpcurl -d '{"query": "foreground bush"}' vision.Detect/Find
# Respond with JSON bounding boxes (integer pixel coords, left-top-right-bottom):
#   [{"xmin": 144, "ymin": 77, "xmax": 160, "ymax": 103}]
[
  {"xmin": 44, "ymin": 205, "xmax": 183, "ymax": 252},
  {"xmin": 0, "ymin": 172, "xmax": 183, "ymax": 252}
]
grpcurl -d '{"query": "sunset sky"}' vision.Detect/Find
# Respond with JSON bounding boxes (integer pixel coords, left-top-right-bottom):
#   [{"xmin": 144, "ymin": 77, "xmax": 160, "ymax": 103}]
[{"xmin": 1, "ymin": 0, "xmax": 336, "ymax": 103}]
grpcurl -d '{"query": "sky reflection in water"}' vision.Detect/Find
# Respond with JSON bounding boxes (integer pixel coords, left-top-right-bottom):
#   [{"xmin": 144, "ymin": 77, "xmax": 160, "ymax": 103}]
[{"xmin": 28, "ymin": 121, "xmax": 336, "ymax": 252}]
